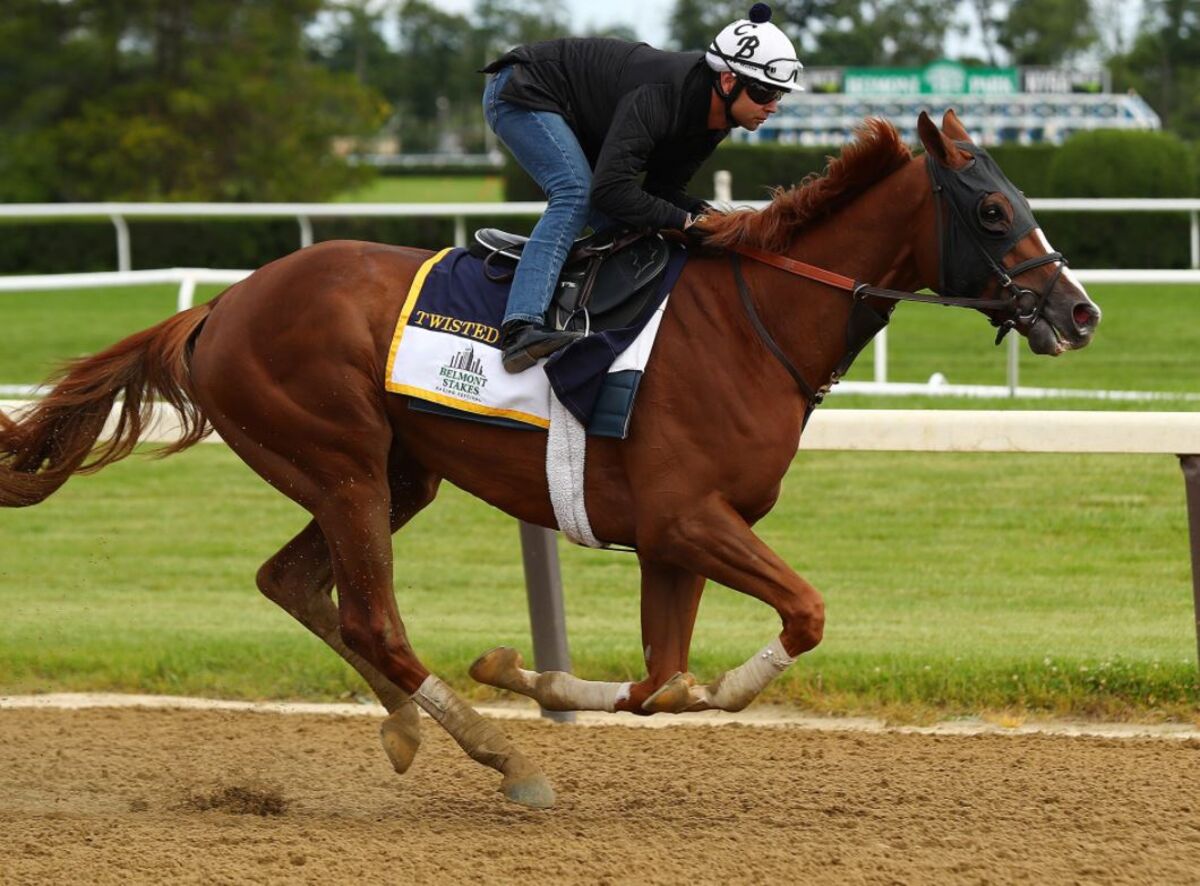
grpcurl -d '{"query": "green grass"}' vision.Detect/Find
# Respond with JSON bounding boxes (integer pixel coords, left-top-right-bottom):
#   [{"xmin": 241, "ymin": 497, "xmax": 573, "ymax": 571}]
[
  {"xmin": 1, "ymin": 282, "xmax": 1195, "ymax": 409},
  {"xmin": 837, "ymin": 282, "xmax": 1200, "ymax": 398},
  {"xmin": 335, "ymin": 175, "xmax": 503, "ymax": 203},
  {"xmin": 0, "ymin": 284, "xmax": 226, "ymax": 384},
  {"xmin": 0, "ymin": 444, "xmax": 1195, "ymax": 719},
  {"xmin": 0, "ymin": 277, "xmax": 1197, "ymax": 719}
]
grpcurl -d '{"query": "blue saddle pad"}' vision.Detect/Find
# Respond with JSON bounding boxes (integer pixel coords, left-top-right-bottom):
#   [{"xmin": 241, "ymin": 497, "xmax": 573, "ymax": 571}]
[{"xmin": 385, "ymin": 245, "xmax": 687, "ymax": 438}]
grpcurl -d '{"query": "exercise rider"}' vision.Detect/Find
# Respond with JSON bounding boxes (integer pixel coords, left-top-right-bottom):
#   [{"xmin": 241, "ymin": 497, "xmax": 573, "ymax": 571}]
[{"xmin": 481, "ymin": 3, "xmax": 802, "ymax": 372}]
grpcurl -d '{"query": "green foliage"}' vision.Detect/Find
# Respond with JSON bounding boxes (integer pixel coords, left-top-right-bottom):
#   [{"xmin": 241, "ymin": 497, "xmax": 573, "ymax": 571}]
[
  {"xmin": 502, "ymin": 141, "xmax": 838, "ymax": 203},
  {"xmin": 1043, "ymin": 129, "xmax": 1197, "ymax": 268},
  {"xmin": 504, "ymin": 128, "xmax": 1197, "ymax": 270},
  {"xmin": 0, "ymin": 0, "xmax": 387, "ymax": 202},
  {"xmin": 984, "ymin": 143, "xmax": 1059, "ymax": 196},
  {"xmin": 996, "ymin": 0, "xmax": 1097, "ymax": 65},
  {"xmin": 0, "ymin": 218, "xmax": 454, "ymax": 275},
  {"xmin": 783, "ymin": 0, "xmax": 960, "ymax": 66},
  {"xmin": 1109, "ymin": 0, "xmax": 1200, "ymax": 139},
  {"xmin": 1049, "ymin": 129, "xmax": 1196, "ymax": 197}
]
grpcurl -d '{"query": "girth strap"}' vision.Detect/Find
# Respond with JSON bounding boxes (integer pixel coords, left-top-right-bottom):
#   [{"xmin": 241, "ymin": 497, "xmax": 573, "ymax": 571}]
[{"xmin": 730, "ymin": 254, "xmax": 818, "ymax": 406}]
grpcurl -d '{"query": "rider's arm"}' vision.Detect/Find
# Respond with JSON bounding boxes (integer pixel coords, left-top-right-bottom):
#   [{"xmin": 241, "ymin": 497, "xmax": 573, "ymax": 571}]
[
  {"xmin": 643, "ymin": 134, "xmax": 723, "ymax": 216},
  {"xmin": 590, "ymin": 86, "xmax": 691, "ymax": 231}
]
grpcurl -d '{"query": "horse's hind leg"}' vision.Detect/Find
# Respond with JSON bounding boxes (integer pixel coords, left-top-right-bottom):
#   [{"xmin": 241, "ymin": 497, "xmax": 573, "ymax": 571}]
[
  {"xmin": 257, "ymin": 523, "xmax": 421, "ymax": 774},
  {"xmin": 255, "ymin": 452, "xmax": 442, "ymax": 773},
  {"xmin": 469, "ymin": 557, "xmax": 705, "ymax": 714},
  {"xmin": 202, "ymin": 406, "xmax": 551, "ymax": 805},
  {"xmin": 313, "ymin": 465, "xmax": 554, "ymax": 808}
]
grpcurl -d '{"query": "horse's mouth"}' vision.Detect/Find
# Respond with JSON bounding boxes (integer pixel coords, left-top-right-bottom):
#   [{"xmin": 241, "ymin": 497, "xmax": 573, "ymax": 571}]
[{"xmin": 1026, "ymin": 316, "xmax": 1068, "ymax": 356}]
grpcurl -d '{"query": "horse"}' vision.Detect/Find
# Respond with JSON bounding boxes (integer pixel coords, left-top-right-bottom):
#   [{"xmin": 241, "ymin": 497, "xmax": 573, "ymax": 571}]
[{"xmin": 0, "ymin": 111, "xmax": 1099, "ymax": 809}]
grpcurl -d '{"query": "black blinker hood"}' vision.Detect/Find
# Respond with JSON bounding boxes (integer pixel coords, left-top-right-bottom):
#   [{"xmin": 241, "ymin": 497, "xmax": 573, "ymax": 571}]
[{"xmin": 928, "ymin": 141, "xmax": 1039, "ymax": 298}]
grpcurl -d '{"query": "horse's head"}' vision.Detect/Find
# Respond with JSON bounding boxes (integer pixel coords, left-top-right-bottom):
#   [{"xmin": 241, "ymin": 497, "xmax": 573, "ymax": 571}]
[{"xmin": 917, "ymin": 110, "xmax": 1100, "ymax": 355}]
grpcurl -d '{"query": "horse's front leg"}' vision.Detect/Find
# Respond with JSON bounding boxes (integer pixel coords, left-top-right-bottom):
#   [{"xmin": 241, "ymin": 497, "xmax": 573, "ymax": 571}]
[
  {"xmin": 469, "ymin": 557, "xmax": 705, "ymax": 713},
  {"xmin": 637, "ymin": 498, "xmax": 823, "ymax": 714}
]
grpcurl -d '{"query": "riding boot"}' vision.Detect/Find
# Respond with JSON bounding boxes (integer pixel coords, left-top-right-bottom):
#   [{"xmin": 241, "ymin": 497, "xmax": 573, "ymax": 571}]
[{"xmin": 500, "ymin": 321, "xmax": 583, "ymax": 373}]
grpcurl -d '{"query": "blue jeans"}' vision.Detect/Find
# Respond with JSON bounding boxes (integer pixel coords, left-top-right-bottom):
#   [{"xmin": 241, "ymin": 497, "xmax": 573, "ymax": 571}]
[{"xmin": 483, "ymin": 66, "xmax": 611, "ymax": 325}]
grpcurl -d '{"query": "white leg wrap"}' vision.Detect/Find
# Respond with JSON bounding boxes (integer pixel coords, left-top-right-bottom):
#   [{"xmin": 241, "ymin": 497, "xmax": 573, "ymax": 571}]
[
  {"xmin": 522, "ymin": 670, "xmax": 631, "ymax": 712},
  {"xmin": 414, "ymin": 675, "xmax": 527, "ymax": 774},
  {"xmin": 701, "ymin": 636, "xmax": 795, "ymax": 712}
]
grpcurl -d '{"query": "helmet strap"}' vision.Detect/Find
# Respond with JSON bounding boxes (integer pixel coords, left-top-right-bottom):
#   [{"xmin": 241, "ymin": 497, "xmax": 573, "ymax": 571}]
[{"xmin": 714, "ymin": 73, "xmax": 744, "ymax": 129}]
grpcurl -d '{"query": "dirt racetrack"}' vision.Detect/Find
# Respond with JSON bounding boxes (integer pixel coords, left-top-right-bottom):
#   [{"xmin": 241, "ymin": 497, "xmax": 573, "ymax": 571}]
[{"xmin": 2, "ymin": 705, "xmax": 1200, "ymax": 885}]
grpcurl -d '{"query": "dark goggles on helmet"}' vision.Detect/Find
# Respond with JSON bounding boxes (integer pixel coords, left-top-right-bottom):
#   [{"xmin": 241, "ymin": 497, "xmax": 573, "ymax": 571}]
[
  {"xmin": 741, "ymin": 78, "xmax": 786, "ymax": 105},
  {"xmin": 708, "ymin": 44, "xmax": 802, "ymax": 85}
]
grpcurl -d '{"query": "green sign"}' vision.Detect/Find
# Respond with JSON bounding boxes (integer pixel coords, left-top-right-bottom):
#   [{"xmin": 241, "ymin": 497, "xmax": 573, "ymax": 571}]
[{"xmin": 844, "ymin": 60, "xmax": 1019, "ymax": 96}]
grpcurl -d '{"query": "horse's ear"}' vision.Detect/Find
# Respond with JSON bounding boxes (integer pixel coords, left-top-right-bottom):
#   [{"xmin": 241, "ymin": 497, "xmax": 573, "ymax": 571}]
[
  {"xmin": 918, "ymin": 110, "xmax": 970, "ymax": 169},
  {"xmin": 941, "ymin": 108, "xmax": 971, "ymax": 143}
]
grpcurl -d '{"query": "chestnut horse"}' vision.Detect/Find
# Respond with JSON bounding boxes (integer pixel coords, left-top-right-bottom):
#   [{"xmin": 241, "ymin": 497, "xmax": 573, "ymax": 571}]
[{"xmin": 0, "ymin": 112, "xmax": 1098, "ymax": 809}]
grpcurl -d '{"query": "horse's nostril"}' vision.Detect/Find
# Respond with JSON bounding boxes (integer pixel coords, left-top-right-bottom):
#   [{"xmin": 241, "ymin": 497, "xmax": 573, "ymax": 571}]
[{"xmin": 1073, "ymin": 303, "xmax": 1097, "ymax": 331}]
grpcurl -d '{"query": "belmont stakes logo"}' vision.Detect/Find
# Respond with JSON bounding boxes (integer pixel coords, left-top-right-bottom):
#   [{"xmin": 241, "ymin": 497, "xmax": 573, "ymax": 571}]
[{"xmin": 438, "ymin": 344, "xmax": 488, "ymax": 402}]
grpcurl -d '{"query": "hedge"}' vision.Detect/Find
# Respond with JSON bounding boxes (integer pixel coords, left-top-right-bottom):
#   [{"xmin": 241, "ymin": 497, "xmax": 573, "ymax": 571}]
[
  {"xmin": 0, "ymin": 217, "xmax": 461, "ymax": 275},
  {"xmin": 2, "ymin": 131, "xmax": 1192, "ymax": 274},
  {"xmin": 499, "ymin": 129, "xmax": 1196, "ymax": 269},
  {"xmin": 1043, "ymin": 130, "xmax": 1195, "ymax": 269}
]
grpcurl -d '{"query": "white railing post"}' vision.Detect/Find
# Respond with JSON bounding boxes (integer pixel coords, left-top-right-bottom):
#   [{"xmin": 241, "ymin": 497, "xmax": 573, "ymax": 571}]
[
  {"xmin": 1191, "ymin": 211, "xmax": 1199, "ymax": 270},
  {"xmin": 454, "ymin": 215, "xmax": 467, "ymax": 248},
  {"xmin": 298, "ymin": 215, "xmax": 313, "ymax": 249},
  {"xmin": 873, "ymin": 327, "xmax": 888, "ymax": 384},
  {"xmin": 714, "ymin": 170, "xmax": 732, "ymax": 205},
  {"xmin": 176, "ymin": 274, "xmax": 197, "ymax": 313},
  {"xmin": 110, "ymin": 214, "xmax": 131, "ymax": 272},
  {"xmin": 1006, "ymin": 332, "xmax": 1019, "ymax": 396}
]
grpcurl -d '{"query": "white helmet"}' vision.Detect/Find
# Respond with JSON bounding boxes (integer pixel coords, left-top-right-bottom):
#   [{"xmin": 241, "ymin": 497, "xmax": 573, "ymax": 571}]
[{"xmin": 706, "ymin": 3, "xmax": 803, "ymax": 93}]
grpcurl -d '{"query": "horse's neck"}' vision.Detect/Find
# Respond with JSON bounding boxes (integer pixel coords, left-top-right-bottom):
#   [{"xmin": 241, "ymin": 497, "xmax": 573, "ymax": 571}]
[
  {"xmin": 755, "ymin": 160, "xmax": 935, "ymax": 393},
  {"xmin": 793, "ymin": 159, "xmax": 934, "ymax": 293}
]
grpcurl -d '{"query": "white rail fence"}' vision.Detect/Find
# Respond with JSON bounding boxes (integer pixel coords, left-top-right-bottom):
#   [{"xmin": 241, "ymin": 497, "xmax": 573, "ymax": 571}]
[
  {"xmin": 1, "ymin": 200, "xmax": 1198, "ymax": 400},
  {"xmin": 3, "ymin": 402, "xmax": 1198, "ymax": 673},
  {"xmin": 0, "ymin": 265, "xmax": 1196, "ymax": 402},
  {"xmin": 3, "ymin": 198, "xmax": 1200, "ymax": 272}
]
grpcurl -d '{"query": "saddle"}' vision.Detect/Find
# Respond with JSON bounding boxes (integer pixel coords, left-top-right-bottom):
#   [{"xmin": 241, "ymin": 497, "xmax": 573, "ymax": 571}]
[{"xmin": 469, "ymin": 227, "xmax": 671, "ymax": 334}]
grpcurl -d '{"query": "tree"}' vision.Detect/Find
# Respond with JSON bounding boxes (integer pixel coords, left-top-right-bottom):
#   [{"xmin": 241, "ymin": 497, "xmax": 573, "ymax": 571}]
[
  {"xmin": 996, "ymin": 0, "xmax": 1098, "ymax": 64},
  {"xmin": 0, "ymin": 0, "xmax": 387, "ymax": 201},
  {"xmin": 1109, "ymin": 0, "xmax": 1200, "ymax": 137},
  {"xmin": 667, "ymin": 0, "xmax": 739, "ymax": 51},
  {"xmin": 669, "ymin": 0, "xmax": 958, "ymax": 67}
]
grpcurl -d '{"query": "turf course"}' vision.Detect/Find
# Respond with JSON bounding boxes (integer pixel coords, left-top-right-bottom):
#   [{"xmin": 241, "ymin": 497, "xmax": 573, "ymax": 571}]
[
  {"xmin": 0, "ymin": 277, "xmax": 1197, "ymax": 719},
  {"xmin": 1, "ymin": 281, "xmax": 1198, "ymax": 407},
  {"xmin": 0, "ymin": 444, "xmax": 1193, "ymax": 719}
]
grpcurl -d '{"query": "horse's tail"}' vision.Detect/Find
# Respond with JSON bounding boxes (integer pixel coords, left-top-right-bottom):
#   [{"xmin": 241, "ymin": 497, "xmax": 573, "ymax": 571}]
[{"xmin": 0, "ymin": 301, "xmax": 218, "ymax": 508}]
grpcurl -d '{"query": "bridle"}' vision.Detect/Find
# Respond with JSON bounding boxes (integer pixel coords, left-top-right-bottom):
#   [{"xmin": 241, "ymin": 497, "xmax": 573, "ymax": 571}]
[
  {"xmin": 925, "ymin": 152, "xmax": 1065, "ymax": 344},
  {"xmin": 728, "ymin": 146, "xmax": 1068, "ymax": 414}
]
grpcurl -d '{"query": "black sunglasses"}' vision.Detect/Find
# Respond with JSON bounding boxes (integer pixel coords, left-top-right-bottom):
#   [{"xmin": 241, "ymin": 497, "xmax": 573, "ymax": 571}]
[{"xmin": 741, "ymin": 78, "xmax": 785, "ymax": 105}]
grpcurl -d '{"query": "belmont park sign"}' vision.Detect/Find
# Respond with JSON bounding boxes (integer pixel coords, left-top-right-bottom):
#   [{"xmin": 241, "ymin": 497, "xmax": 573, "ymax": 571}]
[
  {"xmin": 848, "ymin": 61, "xmax": 1017, "ymax": 96},
  {"xmin": 803, "ymin": 61, "xmax": 1106, "ymax": 97}
]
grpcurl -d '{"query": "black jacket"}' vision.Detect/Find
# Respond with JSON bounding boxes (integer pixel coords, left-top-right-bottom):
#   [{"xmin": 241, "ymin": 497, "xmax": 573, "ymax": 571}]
[{"xmin": 483, "ymin": 38, "xmax": 727, "ymax": 230}]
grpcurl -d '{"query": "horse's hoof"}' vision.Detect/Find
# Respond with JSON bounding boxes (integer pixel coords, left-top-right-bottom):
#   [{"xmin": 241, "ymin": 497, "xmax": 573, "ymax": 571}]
[
  {"xmin": 501, "ymin": 772, "xmax": 555, "ymax": 809},
  {"xmin": 641, "ymin": 672, "xmax": 697, "ymax": 714},
  {"xmin": 379, "ymin": 705, "xmax": 422, "ymax": 775},
  {"xmin": 469, "ymin": 646, "xmax": 525, "ymax": 688}
]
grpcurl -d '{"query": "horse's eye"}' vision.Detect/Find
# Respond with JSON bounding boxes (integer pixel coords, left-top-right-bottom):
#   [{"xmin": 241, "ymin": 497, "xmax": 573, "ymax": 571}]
[{"xmin": 977, "ymin": 200, "xmax": 1009, "ymax": 233}]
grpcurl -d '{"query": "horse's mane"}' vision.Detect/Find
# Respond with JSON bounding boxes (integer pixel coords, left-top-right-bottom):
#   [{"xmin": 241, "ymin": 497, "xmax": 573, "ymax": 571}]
[{"xmin": 702, "ymin": 118, "xmax": 913, "ymax": 253}]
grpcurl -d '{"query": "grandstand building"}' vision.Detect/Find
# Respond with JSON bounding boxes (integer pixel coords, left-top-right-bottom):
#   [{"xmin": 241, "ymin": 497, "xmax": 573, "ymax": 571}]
[{"xmin": 743, "ymin": 60, "xmax": 1161, "ymax": 146}]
